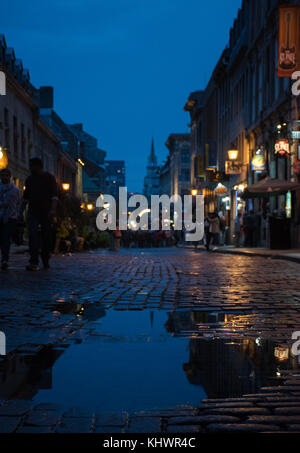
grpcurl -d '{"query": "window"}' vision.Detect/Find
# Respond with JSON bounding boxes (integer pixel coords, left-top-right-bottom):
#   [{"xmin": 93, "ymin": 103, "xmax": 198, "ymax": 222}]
[
  {"xmin": 181, "ymin": 168, "xmax": 190, "ymax": 182},
  {"xmin": 181, "ymin": 150, "xmax": 190, "ymax": 164},
  {"xmin": 27, "ymin": 129, "xmax": 32, "ymax": 159},
  {"xmin": 21, "ymin": 123, "xmax": 25, "ymax": 160},
  {"xmin": 13, "ymin": 116, "xmax": 18, "ymax": 157}
]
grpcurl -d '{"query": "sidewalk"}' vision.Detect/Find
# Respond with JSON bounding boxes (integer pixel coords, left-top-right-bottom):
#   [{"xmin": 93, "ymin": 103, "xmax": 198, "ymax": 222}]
[
  {"xmin": 215, "ymin": 246, "xmax": 300, "ymax": 264},
  {"xmin": 180, "ymin": 244, "xmax": 300, "ymax": 264}
]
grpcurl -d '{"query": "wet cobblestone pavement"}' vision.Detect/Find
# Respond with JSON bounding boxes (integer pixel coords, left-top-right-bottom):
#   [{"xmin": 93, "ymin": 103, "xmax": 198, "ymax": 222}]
[{"xmin": 1, "ymin": 248, "xmax": 300, "ymax": 433}]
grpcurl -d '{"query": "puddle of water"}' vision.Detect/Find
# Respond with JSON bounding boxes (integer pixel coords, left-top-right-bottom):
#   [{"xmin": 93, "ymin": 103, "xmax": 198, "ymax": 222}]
[
  {"xmin": 1, "ymin": 309, "xmax": 299, "ymax": 412},
  {"xmin": 32, "ymin": 310, "xmax": 205, "ymax": 411}
]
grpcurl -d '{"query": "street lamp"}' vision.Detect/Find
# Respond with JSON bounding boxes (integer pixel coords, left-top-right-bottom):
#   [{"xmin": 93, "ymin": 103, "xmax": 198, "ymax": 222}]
[
  {"xmin": 62, "ymin": 183, "xmax": 70, "ymax": 191},
  {"xmin": 228, "ymin": 149, "xmax": 239, "ymax": 161},
  {"xmin": 0, "ymin": 146, "xmax": 8, "ymax": 170},
  {"xmin": 191, "ymin": 189, "xmax": 198, "ymax": 196},
  {"xmin": 87, "ymin": 203, "xmax": 94, "ymax": 211},
  {"xmin": 215, "ymin": 183, "xmax": 228, "ymax": 195}
]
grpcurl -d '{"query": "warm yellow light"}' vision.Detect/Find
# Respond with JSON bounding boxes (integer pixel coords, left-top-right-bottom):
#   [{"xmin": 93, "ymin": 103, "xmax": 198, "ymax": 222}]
[
  {"xmin": 62, "ymin": 183, "xmax": 70, "ymax": 191},
  {"xmin": 80, "ymin": 203, "xmax": 85, "ymax": 209},
  {"xmin": 77, "ymin": 158, "xmax": 85, "ymax": 166},
  {"xmin": 0, "ymin": 147, "xmax": 8, "ymax": 169},
  {"xmin": 87, "ymin": 203, "xmax": 94, "ymax": 211},
  {"xmin": 191, "ymin": 189, "xmax": 198, "ymax": 196},
  {"xmin": 215, "ymin": 183, "xmax": 228, "ymax": 195},
  {"xmin": 228, "ymin": 149, "xmax": 239, "ymax": 161}
]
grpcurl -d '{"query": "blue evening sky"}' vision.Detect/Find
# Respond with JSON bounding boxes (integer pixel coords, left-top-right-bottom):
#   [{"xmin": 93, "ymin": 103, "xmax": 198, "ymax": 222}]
[{"xmin": 1, "ymin": 0, "xmax": 241, "ymax": 192}]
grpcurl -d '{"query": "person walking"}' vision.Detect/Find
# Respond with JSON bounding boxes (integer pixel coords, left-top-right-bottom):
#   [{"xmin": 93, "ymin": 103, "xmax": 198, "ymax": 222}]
[
  {"xmin": 0, "ymin": 169, "xmax": 20, "ymax": 269},
  {"xmin": 244, "ymin": 210, "xmax": 256, "ymax": 248},
  {"xmin": 22, "ymin": 158, "xmax": 58, "ymax": 271},
  {"xmin": 204, "ymin": 216, "xmax": 210, "ymax": 251},
  {"xmin": 206, "ymin": 212, "xmax": 221, "ymax": 251},
  {"xmin": 234, "ymin": 212, "xmax": 242, "ymax": 248}
]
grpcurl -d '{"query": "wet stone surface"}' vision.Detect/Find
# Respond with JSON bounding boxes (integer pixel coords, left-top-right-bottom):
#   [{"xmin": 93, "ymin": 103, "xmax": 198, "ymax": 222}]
[{"xmin": 0, "ymin": 248, "xmax": 300, "ymax": 432}]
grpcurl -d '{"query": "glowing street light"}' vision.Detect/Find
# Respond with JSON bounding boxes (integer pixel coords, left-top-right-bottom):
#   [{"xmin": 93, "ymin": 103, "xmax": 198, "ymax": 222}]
[
  {"xmin": 0, "ymin": 146, "xmax": 8, "ymax": 169},
  {"xmin": 62, "ymin": 183, "xmax": 70, "ymax": 191},
  {"xmin": 191, "ymin": 189, "xmax": 198, "ymax": 196},
  {"xmin": 87, "ymin": 203, "xmax": 94, "ymax": 211},
  {"xmin": 228, "ymin": 149, "xmax": 239, "ymax": 161}
]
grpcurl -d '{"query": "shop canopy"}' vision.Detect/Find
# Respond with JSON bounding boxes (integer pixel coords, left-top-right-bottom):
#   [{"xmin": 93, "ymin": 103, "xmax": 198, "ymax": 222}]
[{"xmin": 243, "ymin": 177, "xmax": 300, "ymax": 198}]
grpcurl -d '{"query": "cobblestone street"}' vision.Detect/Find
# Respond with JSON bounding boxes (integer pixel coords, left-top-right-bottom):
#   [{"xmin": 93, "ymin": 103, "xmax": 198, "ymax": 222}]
[{"xmin": 1, "ymin": 248, "xmax": 300, "ymax": 433}]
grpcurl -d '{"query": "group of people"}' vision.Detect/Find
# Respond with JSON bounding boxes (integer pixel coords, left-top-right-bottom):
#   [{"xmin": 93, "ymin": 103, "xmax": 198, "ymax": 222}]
[
  {"xmin": 109, "ymin": 228, "xmax": 179, "ymax": 252},
  {"xmin": 0, "ymin": 158, "xmax": 58, "ymax": 271},
  {"xmin": 234, "ymin": 210, "xmax": 262, "ymax": 248},
  {"xmin": 204, "ymin": 212, "xmax": 225, "ymax": 251}
]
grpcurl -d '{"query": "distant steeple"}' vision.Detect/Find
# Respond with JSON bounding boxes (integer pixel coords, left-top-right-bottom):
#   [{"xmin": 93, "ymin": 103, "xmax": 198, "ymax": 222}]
[{"xmin": 148, "ymin": 137, "xmax": 157, "ymax": 166}]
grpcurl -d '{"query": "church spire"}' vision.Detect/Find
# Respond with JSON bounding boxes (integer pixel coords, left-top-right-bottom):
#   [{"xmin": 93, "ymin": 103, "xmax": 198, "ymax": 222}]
[{"xmin": 148, "ymin": 137, "xmax": 157, "ymax": 166}]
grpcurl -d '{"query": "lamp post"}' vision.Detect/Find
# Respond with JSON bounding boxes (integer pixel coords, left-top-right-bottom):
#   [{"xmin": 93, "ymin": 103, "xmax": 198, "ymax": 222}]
[{"xmin": 191, "ymin": 189, "xmax": 198, "ymax": 197}]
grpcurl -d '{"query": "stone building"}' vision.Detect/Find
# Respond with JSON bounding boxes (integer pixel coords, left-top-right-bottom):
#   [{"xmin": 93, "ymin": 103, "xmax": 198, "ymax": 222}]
[
  {"xmin": 185, "ymin": 0, "xmax": 300, "ymax": 247},
  {"xmin": 69, "ymin": 123, "xmax": 106, "ymax": 201},
  {"xmin": 165, "ymin": 134, "xmax": 191, "ymax": 197},
  {"xmin": 159, "ymin": 156, "xmax": 171, "ymax": 196},
  {"xmin": 0, "ymin": 35, "xmax": 77, "ymax": 192},
  {"xmin": 104, "ymin": 160, "xmax": 126, "ymax": 200}
]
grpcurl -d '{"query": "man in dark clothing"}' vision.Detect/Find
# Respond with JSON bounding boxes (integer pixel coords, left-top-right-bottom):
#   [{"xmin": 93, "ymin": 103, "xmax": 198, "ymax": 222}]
[
  {"xmin": 244, "ymin": 210, "xmax": 256, "ymax": 247},
  {"xmin": 22, "ymin": 158, "xmax": 58, "ymax": 271}
]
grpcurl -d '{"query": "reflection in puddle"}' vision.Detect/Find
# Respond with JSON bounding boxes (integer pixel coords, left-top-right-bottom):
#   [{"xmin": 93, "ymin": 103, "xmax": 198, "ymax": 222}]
[
  {"xmin": 50, "ymin": 300, "xmax": 106, "ymax": 322},
  {"xmin": 1, "ymin": 308, "xmax": 299, "ymax": 412},
  {"xmin": 0, "ymin": 346, "xmax": 64, "ymax": 401}
]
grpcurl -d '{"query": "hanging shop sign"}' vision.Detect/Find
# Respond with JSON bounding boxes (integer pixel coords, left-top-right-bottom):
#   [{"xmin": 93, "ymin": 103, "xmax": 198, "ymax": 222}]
[
  {"xmin": 275, "ymin": 139, "xmax": 291, "ymax": 156},
  {"xmin": 251, "ymin": 149, "xmax": 266, "ymax": 173},
  {"xmin": 274, "ymin": 346, "xmax": 289, "ymax": 362},
  {"xmin": 225, "ymin": 160, "xmax": 241, "ymax": 175},
  {"xmin": 278, "ymin": 5, "xmax": 300, "ymax": 77}
]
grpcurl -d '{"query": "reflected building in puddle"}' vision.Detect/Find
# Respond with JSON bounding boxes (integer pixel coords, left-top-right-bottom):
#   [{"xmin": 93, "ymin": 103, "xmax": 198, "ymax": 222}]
[
  {"xmin": 166, "ymin": 310, "xmax": 300, "ymax": 399},
  {"xmin": 0, "ymin": 346, "xmax": 64, "ymax": 401}
]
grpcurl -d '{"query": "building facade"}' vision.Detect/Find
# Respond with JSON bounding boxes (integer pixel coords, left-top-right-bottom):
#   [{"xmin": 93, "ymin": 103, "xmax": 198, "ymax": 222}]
[
  {"xmin": 104, "ymin": 160, "xmax": 126, "ymax": 200},
  {"xmin": 185, "ymin": 0, "xmax": 300, "ymax": 247},
  {"xmin": 0, "ymin": 35, "xmax": 77, "ymax": 194},
  {"xmin": 159, "ymin": 156, "xmax": 171, "ymax": 196},
  {"xmin": 165, "ymin": 134, "xmax": 191, "ymax": 197}
]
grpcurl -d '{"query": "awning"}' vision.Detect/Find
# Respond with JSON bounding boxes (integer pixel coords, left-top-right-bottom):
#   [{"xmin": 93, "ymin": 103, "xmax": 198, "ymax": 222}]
[{"xmin": 242, "ymin": 177, "xmax": 300, "ymax": 198}]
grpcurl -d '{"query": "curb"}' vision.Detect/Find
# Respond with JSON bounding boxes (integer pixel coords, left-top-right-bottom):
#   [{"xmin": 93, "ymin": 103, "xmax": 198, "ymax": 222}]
[
  {"xmin": 181, "ymin": 245, "xmax": 300, "ymax": 265},
  {"xmin": 213, "ymin": 248, "xmax": 300, "ymax": 264}
]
